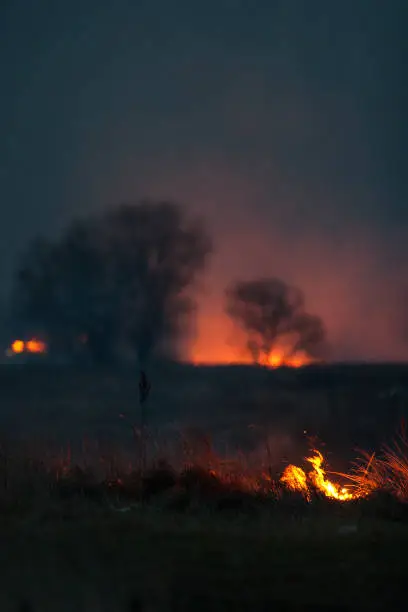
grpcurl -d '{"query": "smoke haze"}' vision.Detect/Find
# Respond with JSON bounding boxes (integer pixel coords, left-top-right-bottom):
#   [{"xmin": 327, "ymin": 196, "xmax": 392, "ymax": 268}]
[
  {"xmin": 1, "ymin": 1, "xmax": 407, "ymax": 362},
  {"xmin": 127, "ymin": 160, "xmax": 408, "ymax": 363}
]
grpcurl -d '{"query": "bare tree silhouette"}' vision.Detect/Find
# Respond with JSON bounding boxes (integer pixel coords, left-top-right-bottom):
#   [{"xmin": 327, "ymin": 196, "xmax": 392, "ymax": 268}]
[
  {"xmin": 226, "ymin": 277, "xmax": 327, "ymax": 363},
  {"xmin": 12, "ymin": 200, "xmax": 212, "ymax": 365}
]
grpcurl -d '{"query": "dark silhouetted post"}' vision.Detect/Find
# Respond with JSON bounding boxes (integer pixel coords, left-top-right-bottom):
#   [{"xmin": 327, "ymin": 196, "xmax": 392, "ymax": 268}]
[{"xmin": 138, "ymin": 370, "xmax": 151, "ymax": 479}]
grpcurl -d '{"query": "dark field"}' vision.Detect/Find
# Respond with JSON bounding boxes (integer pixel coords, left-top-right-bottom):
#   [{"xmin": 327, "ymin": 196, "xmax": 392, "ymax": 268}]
[
  {"xmin": 0, "ymin": 361, "xmax": 407, "ymax": 466},
  {"xmin": 2, "ymin": 509, "xmax": 408, "ymax": 611},
  {"xmin": 1, "ymin": 362, "xmax": 408, "ymax": 611}
]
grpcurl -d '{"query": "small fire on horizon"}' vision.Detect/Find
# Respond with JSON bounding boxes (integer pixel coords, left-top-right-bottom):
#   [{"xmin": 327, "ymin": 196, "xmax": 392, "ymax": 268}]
[
  {"xmin": 191, "ymin": 347, "xmax": 314, "ymax": 368},
  {"xmin": 7, "ymin": 338, "xmax": 47, "ymax": 355},
  {"xmin": 262, "ymin": 349, "xmax": 312, "ymax": 369}
]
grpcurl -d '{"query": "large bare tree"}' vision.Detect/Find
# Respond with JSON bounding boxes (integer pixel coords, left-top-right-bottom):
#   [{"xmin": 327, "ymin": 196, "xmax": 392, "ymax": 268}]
[{"xmin": 12, "ymin": 200, "xmax": 212, "ymax": 365}]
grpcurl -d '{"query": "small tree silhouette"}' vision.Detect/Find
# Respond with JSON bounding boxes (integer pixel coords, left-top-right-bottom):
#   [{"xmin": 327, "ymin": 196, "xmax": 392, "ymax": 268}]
[{"xmin": 225, "ymin": 277, "xmax": 326, "ymax": 363}]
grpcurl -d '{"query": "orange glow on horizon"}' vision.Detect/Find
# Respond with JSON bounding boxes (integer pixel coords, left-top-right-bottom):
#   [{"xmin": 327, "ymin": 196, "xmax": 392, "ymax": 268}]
[
  {"xmin": 189, "ymin": 314, "xmax": 312, "ymax": 368},
  {"xmin": 190, "ymin": 348, "xmax": 311, "ymax": 368},
  {"xmin": 9, "ymin": 338, "xmax": 47, "ymax": 355},
  {"xmin": 263, "ymin": 349, "xmax": 312, "ymax": 369}
]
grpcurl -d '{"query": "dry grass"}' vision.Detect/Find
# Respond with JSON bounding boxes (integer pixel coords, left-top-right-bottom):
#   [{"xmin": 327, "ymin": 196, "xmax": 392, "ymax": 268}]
[
  {"xmin": 0, "ymin": 412, "xmax": 407, "ymax": 609},
  {"xmin": 340, "ymin": 423, "xmax": 408, "ymax": 503},
  {"xmin": 0, "ymin": 435, "xmax": 407, "ymax": 611}
]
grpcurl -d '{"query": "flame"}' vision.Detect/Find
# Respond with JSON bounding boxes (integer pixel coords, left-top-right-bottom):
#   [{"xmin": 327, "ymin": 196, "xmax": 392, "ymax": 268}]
[
  {"xmin": 9, "ymin": 338, "xmax": 47, "ymax": 354},
  {"xmin": 9, "ymin": 334, "xmax": 308, "ymax": 367},
  {"xmin": 10, "ymin": 339, "xmax": 24, "ymax": 354},
  {"xmin": 281, "ymin": 450, "xmax": 360, "ymax": 501},
  {"xmin": 26, "ymin": 339, "xmax": 47, "ymax": 353},
  {"xmin": 280, "ymin": 464, "xmax": 309, "ymax": 496},
  {"xmin": 189, "ymin": 310, "xmax": 320, "ymax": 367},
  {"xmin": 263, "ymin": 349, "xmax": 312, "ymax": 369},
  {"xmin": 190, "ymin": 343, "xmax": 311, "ymax": 368},
  {"xmin": 267, "ymin": 352, "xmax": 285, "ymax": 368}
]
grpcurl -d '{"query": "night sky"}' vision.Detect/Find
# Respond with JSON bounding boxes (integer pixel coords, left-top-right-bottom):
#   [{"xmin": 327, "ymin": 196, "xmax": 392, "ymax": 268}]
[{"xmin": 1, "ymin": 0, "xmax": 407, "ymax": 362}]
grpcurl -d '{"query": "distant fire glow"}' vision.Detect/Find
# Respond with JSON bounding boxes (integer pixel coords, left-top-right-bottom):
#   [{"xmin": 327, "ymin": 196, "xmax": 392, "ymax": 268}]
[
  {"xmin": 191, "ymin": 343, "xmax": 313, "ymax": 368},
  {"xmin": 188, "ymin": 312, "xmax": 319, "ymax": 367},
  {"xmin": 8, "ymin": 338, "xmax": 47, "ymax": 355},
  {"xmin": 262, "ymin": 349, "xmax": 312, "ymax": 369},
  {"xmin": 26, "ymin": 339, "xmax": 47, "ymax": 353},
  {"xmin": 11, "ymin": 339, "xmax": 24, "ymax": 354}
]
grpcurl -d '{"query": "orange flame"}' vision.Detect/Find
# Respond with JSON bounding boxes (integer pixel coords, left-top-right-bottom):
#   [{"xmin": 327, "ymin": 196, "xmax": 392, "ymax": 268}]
[
  {"xmin": 9, "ymin": 338, "xmax": 47, "ymax": 354},
  {"xmin": 281, "ymin": 450, "xmax": 360, "ymax": 502},
  {"xmin": 280, "ymin": 464, "xmax": 309, "ymax": 496},
  {"xmin": 263, "ymin": 349, "xmax": 312, "ymax": 369},
  {"xmin": 190, "ymin": 344, "xmax": 312, "ymax": 368},
  {"xmin": 10, "ymin": 339, "xmax": 25, "ymax": 354},
  {"xmin": 26, "ymin": 339, "xmax": 47, "ymax": 353}
]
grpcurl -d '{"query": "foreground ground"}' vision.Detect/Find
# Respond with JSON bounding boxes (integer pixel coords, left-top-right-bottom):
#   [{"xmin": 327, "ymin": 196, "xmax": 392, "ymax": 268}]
[
  {"xmin": 1, "ymin": 504, "xmax": 407, "ymax": 612},
  {"xmin": 0, "ymin": 362, "xmax": 407, "ymax": 610}
]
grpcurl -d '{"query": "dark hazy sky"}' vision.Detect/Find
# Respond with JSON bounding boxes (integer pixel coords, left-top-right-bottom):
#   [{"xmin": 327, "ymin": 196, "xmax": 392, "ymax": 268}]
[{"xmin": 1, "ymin": 0, "xmax": 408, "ymax": 361}]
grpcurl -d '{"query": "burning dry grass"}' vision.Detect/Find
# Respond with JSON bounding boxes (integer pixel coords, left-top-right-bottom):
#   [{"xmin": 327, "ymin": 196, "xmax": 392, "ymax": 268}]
[
  {"xmin": 1, "ymin": 433, "xmax": 408, "ymax": 610},
  {"xmin": 336, "ymin": 423, "xmax": 408, "ymax": 503},
  {"xmin": 280, "ymin": 450, "xmax": 358, "ymax": 501},
  {"xmin": 276, "ymin": 422, "xmax": 408, "ymax": 507},
  {"xmin": 0, "ymin": 427, "xmax": 406, "ymax": 520}
]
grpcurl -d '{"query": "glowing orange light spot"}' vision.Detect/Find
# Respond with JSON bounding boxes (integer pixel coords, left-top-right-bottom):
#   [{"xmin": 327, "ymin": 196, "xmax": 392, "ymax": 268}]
[
  {"xmin": 268, "ymin": 352, "xmax": 284, "ymax": 368},
  {"xmin": 262, "ymin": 349, "xmax": 311, "ymax": 369},
  {"xmin": 11, "ymin": 340, "xmax": 24, "ymax": 354},
  {"xmin": 26, "ymin": 339, "xmax": 47, "ymax": 353}
]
